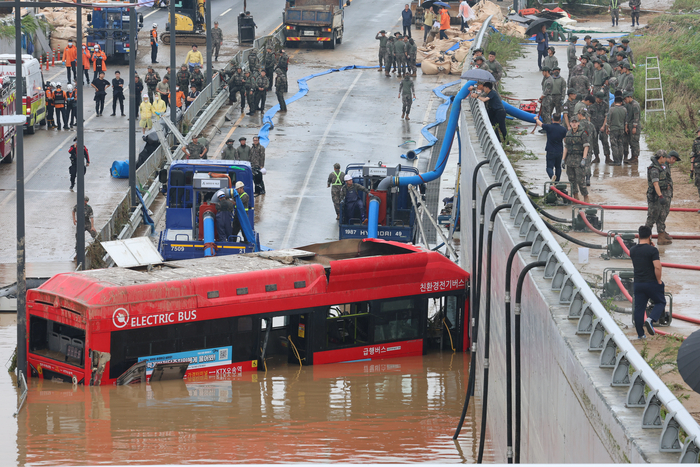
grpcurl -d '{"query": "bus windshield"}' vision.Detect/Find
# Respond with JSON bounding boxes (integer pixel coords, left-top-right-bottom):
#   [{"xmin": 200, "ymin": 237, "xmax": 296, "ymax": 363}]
[{"xmin": 29, "ymin": 316, "xmax": 85, "ymax": 368}]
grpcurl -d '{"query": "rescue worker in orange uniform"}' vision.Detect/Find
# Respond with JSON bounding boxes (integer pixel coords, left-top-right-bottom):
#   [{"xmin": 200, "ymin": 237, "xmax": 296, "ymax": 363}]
[
  {"xmin": 81, "ymin": 45, "xmax": 91, "ymax": 85},
  {"xmin": 150, "ymin": 23, "xmax": 159, "ymax": 64},
  {"xmin": 174, "ymin": 85, "xmax": 186, "ymax": 110},
  {"xmin": 91, "ymin": 45, "xmax": 107, "ymax": 83},
  {"xmin": 45, "ymin": 81, "xmax": 56, "ymax": 129},
  {"xmin": 62, "ymin": 40, "xmax": 78, "ymax": 84},
  {"xmin": 53, "ymin": 83, "xmax": 67, "ymax": 130}
]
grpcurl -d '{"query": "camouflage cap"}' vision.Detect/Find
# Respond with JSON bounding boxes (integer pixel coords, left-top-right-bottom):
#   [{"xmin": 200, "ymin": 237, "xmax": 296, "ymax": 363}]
[
  {"xmin": 623, "ymin": 91, "xmax": 633, "ymax": 98},
  {"xmin": 621, "ymin": 60, "xmax": 631, "ymax": 69},
  {"xmin": 595, "ymin": 91, "xmax": 607, "ymax": 99},
  {"xmin": 577, "ymin": 109, "xmax": 589, "ymax": 117},
  {"xmin": 654, "ymin": 150, "xmax": 668, "ymax": 159},
  {"xmin": 668, "ymin": 150, "xmax": 681, "ymax": 160},
  {"xmin": 570, "ymin": 35, "xmax": 579, "ymax": 41},
  {"xmin": 541, "ymin": 66, "xmax": 551, "ymax": 72},
  {"xmin": 567, "ymin": 88, "xmax": 577, "ymax": 95},
  {"xmin": 584, "ymin": 35, "xmax": 592, "ymax": 39},
  {"xmin": 380, "ymin": 30, "xmax": 386, "ymax": 33},
  {"xmin": 474, "ymin": 55, "xmax": 485, "ymax": 61},
  {"xmin": 592, "ymin": 38, "xmax": 600, "ymax": 43},
  {"xmin": 552, "ymin": 65, "xmax": 561, "ymax": 71},
  {"xmin": 570, "ymin": 116, "xmax": 579, "ymax": 122},
  {"xmin": 621, "ymin": 38, "xmax": 630, "ymax": 43}
]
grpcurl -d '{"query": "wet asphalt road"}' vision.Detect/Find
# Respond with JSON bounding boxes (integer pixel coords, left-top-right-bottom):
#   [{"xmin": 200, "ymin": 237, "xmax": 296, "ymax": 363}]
[
  {"xmin": 0, "ymin": 0, "xmax": 286, "ymax": 271},
  {"xmin": 0, "ymin": 0, "xmax": 455, "ymax": 276}
]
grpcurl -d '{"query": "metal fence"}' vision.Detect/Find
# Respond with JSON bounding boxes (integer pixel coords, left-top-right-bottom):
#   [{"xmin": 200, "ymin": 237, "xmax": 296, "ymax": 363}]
[
  {"xmin": 91, "ymin": 25, "xmax": 285, "ymax": 266},
  {"xmin": 466, "ymin": 17, "xmax": 700, "ymax": 462}
]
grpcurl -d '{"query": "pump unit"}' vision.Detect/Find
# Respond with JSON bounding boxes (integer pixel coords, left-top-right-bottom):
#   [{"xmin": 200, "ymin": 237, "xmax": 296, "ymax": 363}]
[
  {"xmin": 571, "ymin": 207, "xmax": 604, "ymax": 232},
  {"xmin": 603, "ymin": 230, "xmax": 637, "ymax": 259},
  {"xmin": 543, "ymin": 181, "xmax": 572, "ymax": 206},
  {"xmin": 602, "ymin": 268, "xmax": 634, "ymax": 300}
]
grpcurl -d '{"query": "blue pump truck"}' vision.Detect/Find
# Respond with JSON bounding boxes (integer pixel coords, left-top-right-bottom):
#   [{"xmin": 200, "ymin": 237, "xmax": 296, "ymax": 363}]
[
  {"xmin": 158, "ymin": 160, "xmax": 261, "ymax": 261},
  {"xmin": 338, "ymin": 163, "xmax": 421, "ymax": 243},
  {"xmin": 86, "ymin": 6, "xmax": 143, "ymax": 62}
]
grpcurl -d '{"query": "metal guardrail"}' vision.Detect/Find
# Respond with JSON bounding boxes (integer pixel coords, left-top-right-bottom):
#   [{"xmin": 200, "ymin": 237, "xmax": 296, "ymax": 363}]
[
  {"xmin": 467, "ymin": 17, "xmax": 700, "ymax": 462},
  {"xmin": 92, "ymin": 25, "xmax": 285, "ymax": 265}
]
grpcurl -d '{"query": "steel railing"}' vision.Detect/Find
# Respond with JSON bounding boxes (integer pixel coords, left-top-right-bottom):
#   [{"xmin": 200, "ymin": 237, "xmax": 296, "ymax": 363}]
[
  {"xmin": 466, "ymin": 17, "xmax": 700, "ymax": 462},
  {"xmin": 91, "ymin": 25, "xmax": 284, "ymax": 267}
]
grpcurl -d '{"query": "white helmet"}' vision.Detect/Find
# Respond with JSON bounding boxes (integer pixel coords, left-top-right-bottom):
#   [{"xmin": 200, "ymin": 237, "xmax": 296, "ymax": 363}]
[
  {"xmin": 50, "ymin": 81, "xmax": 56, "ymax": 87},
  {"xmin": 67, "ymin": 84, "xmax": 74, "ymax": 91},
  {"xmin": 152, "ymin": 22, "xmax": 157, "ymax": 28},
  {"xmin": 55, "ymin": 82, "xmax": 61, "ymax": 88}
]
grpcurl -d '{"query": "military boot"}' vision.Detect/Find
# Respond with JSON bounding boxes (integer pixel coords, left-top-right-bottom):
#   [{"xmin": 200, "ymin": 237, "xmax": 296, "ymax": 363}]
[
  {"xmin": 406, "ymin": 113, "xmax": 410, "ymax": 120},
  {"xmin": 584, "ymin": 195, "xmax": 590, "ymax": 203},
  {"xmin": 401, "ymin": 112, "xmax": 405, "ymax": 119},
  {"xmin": 593, "ymin": 155, "xmax": 600, "ymax": 163},
  {"xmin": 657, "ymin": 232, "xmax": 673, "ymax": 245},
  {"xmin": 605, "ymin": 155, "xmax": 612, "ymax": 164},
  {"xmin": 586, "ymin": 175, "xmax": 591, "ymax": 186}
]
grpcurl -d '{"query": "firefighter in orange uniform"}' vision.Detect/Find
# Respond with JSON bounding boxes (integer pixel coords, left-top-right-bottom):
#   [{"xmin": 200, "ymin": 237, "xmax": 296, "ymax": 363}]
[
  {"xmin": 62, "ymin": 40, "xmax": 78, "ymax": 84},
  {"xmin": 53, "ymin": 83, "xmax": 67, "ymax": 130},
  {"xmin": 81, "ymin": 45, "xmax": 91, "ymax": 85},
  {"xmin": 150, "ymin": 23, "xmax": 159, "ymax": 64},
  {"xmin": 91, "ymin": 45, "xmax": 107, "ymax": 83},
  {"xmin": 45, "ymin": 81, "xmax": 56, "ymax": 129}
]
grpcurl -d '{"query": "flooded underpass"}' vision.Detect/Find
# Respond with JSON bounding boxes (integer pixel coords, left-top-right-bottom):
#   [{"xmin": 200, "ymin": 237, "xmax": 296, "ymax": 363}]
[{"xmin": 0, "ymin": 313, "xmax": 487, "ymax": 465}]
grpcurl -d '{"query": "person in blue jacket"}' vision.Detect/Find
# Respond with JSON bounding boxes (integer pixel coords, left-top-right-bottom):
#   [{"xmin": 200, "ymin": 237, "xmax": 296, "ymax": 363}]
[
  {"xmin": 536, "ymin": 24, "xmax": 549, "ymax": 71},
  {"xmin": 401, "ymin": 4, "xmax": 413, "ymax": 38}
]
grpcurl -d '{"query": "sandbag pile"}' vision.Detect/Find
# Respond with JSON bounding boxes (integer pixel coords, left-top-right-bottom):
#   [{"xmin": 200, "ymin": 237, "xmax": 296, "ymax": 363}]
[
  {"xmin": 38, "ymin": 8, "xmax": 89, "ymax": 51},
  {"xmin": 418, "ymin": 39, "xmax": 472, "ymax": 75}
]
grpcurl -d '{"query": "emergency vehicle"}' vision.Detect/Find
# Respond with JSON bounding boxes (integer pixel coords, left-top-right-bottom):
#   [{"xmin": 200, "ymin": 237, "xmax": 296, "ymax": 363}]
[
  {"xmin": 0, "ymin": 77, "xmax": 16, "ymax": 163},
  {"xmin": 0, "ymin": 54, "xmax": 46, "ymax": 134}
]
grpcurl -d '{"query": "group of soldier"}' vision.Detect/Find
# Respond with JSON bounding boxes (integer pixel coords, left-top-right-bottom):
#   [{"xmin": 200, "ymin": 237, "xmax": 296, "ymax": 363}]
[
  {"xmin": 220, "ymin": 136, "xmax": 267, "ymax": 195},
  {"xmin": 538, "ymin": 35, "xmax": 643, "ymax": 201},
  {"xmin": 225, "ymin": 47, "xmax": 290, "ymax": 116},
  {"xmin": 376, "ymin": 30, "xmax": 418, "ymax": 78}
]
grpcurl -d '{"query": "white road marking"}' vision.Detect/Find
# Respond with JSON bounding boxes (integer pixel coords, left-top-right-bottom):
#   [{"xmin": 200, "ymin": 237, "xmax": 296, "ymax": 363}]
[
  {"xmin": 143, "ymin": 9, "xmax": 158, "ymax": 20},
  {"xmin": 0, "ymin": 94, "xmax": 117, "ymax": 210},
  {"xmin": 280, "ymin": 71, "xmax": 363, "ymax": 249},
  {"xmin": 220, "ymin": 8, "xmax": 232, "ymax": 16}
]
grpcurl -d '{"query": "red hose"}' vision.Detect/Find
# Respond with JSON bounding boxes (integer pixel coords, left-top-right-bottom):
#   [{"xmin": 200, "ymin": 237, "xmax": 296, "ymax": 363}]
[
  {"xmin": 549, "ymin": 186, "xmax": 700, "ymax": 213},
  {"xmin": 615, "ymin": 235, "xmax": 700, "ymax": 271},
  {"xmin": 574, "ymin": 206, "xmax": 700, "ymax": 241},
  {"xmin": 615, "ymin": 235, "xmax": 631, "ymax": 255},
  {"xmin": 578, "ymin": 210, "xmax": 608, "ymax": 237},
  {"xmin": 613, "ymin": 274, "xmax": 672, "ymax": 337}
]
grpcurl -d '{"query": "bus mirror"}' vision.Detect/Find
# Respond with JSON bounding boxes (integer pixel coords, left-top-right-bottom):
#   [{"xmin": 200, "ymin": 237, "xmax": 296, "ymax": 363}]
[
  {"xmin": 159, "ymin": 168, "xmax": 168, "ymax": 184},
  {"xmin": 87, "ymin": 13, "xmax": 92, "ymax": 22}
]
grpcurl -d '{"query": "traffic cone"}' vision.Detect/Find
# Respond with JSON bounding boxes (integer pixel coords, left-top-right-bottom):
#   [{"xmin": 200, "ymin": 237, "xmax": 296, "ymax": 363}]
[{"xmin": 52, "ymin": 48, "xmax": 55, "ymax": 66}]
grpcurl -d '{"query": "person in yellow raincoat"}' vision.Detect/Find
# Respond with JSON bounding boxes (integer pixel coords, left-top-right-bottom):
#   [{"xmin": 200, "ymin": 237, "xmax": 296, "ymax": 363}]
[{"xmin": 139, "ymin": 94, "xmax": 154, "ymax": 135}]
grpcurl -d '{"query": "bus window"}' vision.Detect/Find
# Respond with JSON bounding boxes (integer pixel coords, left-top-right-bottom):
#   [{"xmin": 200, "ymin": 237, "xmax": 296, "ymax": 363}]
[
  {"xmin": 325, "ymin": 302, "xmax": 370, "ymax": 349},
  {"xmin": 29, "ymin": 316, "xmax": 85, "ymax": 368},
  {"xmin": 374, "ymin": 298, "xmax": 421, "ymax": 342},
  {"xmin": 109, "ymin": 315, "xmax": 257, "ymax": 380}
]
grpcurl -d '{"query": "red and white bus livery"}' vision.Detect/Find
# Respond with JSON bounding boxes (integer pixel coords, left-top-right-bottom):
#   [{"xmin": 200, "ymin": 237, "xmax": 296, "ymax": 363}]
[{"xmin": 26, "ymin": 239, "xmax": 469, "ymax": 385}]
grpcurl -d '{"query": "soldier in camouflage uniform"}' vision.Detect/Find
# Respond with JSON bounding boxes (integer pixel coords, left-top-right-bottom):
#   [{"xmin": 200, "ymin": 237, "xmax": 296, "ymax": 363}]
[
  {"xmin": 542, "ymin": 47, "xmax": 558, "ymax": 70},
  {"xmin": 190, "ymin": 65, "xmax": 205, "ymax": 92},
  {"xmin": 176, "ymin": 64, "xmax": 191, "ymax": 94},
  {"xmin": 607, "ymin": 96, "xmax": 627, "ymax": 165},
  {"xmin": 376, "ymin": 30, "xmax": 388, "ymax": 70},
  {"xmin": 487, "ymin": 51, "xmax": 504, "ymax": 82},
  {"xmin": 228, "ymin": 66, "xmax": 246, "ymax": 107},
  {"xmin": 145, "ymin": 66, "xmax": 160, "ymax": 103},
  {"xmin": 567, "ymin": 36, "xmax": 578, "ymax": 78},
  {"xmin": 645, "ymin": 151, "xmax": 672, "ymax": 245},
  {"xmin": 211, "ymin": 21, "xmax": 224, "ymax": 61},
  {"xmin": 394, "ymin": 35, "xmax": 406, "ymax": 77},
  {"xmin": 562, "ymin": 117, "xmax": 590, "ymax": 202},
  {"xmin": 221, "ymin": 138, "xmax": 237, "ymax": 160},
  {"xmin": 183, "ymin": 135, "xmax": 207, "ymax": 160},
  {"xmin": 275, "ymin": 68, "xmax": 287, "ymax": 112},
  {"xmin": 385, "ymin": 36, "xmax": 395, "ymax": 76},
  {"xmin": 590, "ymin": 91, "xmax": 610, "ymax": 163},
  {"xmin": 619, "ymin": 62, "xmax": 634, "ymax": 94},
  {"xmin": 407, "ymin": 38, "xmax": 418, "ymax": 77},
  {"xmin": 550, "ymin": 66, "xmax": 565, "ymax": 118},
  {"xmin": 250, "ymin": 136, "xmax": 266, "ymax": 194},
  {"xmin": 691, "ymin": 127, "xmax": 700, "ymax": 198},
  {"xmin": 591, "ymin": 60, "xmax": 608, "ymax": 96},
  {"xmin": 264, "ymin": 47, "xmax": 276, "ymax": 91},
  {"xmin": 73, "ymin": 196, "xmax": 97, "ymax": 242},
  {"xmin": 630, "ymin": 0, "xmax": 641, "ymax": 27},
  {"xmin": 249, "ymin": 70, "xmax": 268, "ymax": 115},
  {"xmin": 539, "ymin": 67, "xmax": 554, "ymax": 125},
  {"xmin": 474, "ymin": 56, "xmax": 489, "ymax": 71},
  {"xmin": 624, "ymin": 91, "xmax": 641, "ymax": 162},
  {"xmin": 398, "ymin": 74, "xmax": 416, "ymax": 120},
  {"xmin": 327, "ymin": 162, "xmax": 345, "ymax": 220},
  {"xmin": 562, "ymin": 89, "xmax": 580, "ymax": 130},
  {"xmin": 248, "ymin": 49, "xmax": 260, "ymax": 73},
  {"xmin": 569, "ymin": 65, "xmax": 591, "ymax": 97},
  {"xmin": 577, "ymin": 108, "xmax": 596, "ymax": 186},
  {"xmin": 243, "ymin": 71, "xmax": 255, "ymax": 113}
]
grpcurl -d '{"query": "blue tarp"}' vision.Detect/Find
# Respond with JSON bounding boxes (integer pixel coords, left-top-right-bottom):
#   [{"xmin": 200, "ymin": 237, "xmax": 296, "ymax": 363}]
[{"xmin": 110, "ymin": 160, "xmax": 129, "ymax": 179}]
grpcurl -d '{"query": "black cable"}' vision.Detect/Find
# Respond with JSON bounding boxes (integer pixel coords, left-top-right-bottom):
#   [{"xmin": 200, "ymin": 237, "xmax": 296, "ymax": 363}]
[
  {"xmin": 504, "ymin": 241, "xmax": 532, "ymax": 464},
  {"xmin": 530, "ymin": 198, "xmax": 570, "ymax": 223},
  {"xmin": 514, "ymin": 261, "xmax": 547, "ymax": 464},
  {"xmin": 542, "ymin": 219, "xmax": 605, "ymax": 249},
  {"xmin": 525, "ymin": 188, "xmax": 542, "ymax": 198},
  {"xmin": 453, "ymin": 168, "xmax": 495, "ymax": 441},
  {"xmin": 478, "ymin": 203, "xmax": 512, "ymax": 463}
]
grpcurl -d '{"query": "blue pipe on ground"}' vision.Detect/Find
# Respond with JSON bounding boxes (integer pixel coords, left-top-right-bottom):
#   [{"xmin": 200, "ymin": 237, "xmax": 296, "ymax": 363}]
[
  {"xmin": 203, "ymin": 211, "xmax": 215, "ymax": 257},
  {"xmin": 367, "ymin": 198, "xmax": 380, "ymax": 239}
]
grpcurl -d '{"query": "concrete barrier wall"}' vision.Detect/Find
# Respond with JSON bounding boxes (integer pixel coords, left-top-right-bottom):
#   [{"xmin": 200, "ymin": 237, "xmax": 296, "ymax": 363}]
[{"xmin": 457, "ymin": 25, "xmax": 700, "ymax": 462}]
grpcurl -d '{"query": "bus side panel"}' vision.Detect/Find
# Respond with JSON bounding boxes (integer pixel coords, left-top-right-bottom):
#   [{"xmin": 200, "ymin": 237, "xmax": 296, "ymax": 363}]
[
  {"xmin": 463, "ymin": 296, "xmax": 470, "ymax": 352},
  {"xmin": 313, "ymin": 338, "xmax": 423, "ymax": 365}
]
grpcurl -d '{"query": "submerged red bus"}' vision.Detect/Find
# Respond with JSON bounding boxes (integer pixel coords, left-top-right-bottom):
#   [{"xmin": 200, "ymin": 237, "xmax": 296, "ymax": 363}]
[{"xmin": 25, "ymin": 239, "xmax": 469, "ymax": 385}]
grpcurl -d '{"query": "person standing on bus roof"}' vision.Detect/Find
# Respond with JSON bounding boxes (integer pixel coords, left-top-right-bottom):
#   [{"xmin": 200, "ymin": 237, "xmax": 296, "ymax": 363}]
[
  {"xmin": 62, "ymin": 40, "xmax": 78, "ymax": 85},
  {"xmin": 327, "ymin": 163, "xmax": 345, "ymax": 220}
]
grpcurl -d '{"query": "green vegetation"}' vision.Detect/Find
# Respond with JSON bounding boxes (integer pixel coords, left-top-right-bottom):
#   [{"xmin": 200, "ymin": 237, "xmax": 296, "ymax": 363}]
[
  {"xmin": 639, "ymin": 337, "xmax": 682, "ymax": 376},
  {"xmin": 670, "ymin": 0, "xmax": 700, "ymax": 11},
  {"xmin": 631, "ymin": 13, "xmax": 700, "ymax": 173},
  {"xmin": 0, "ymin": 15, "xmax": 52, "ymax": 40}
]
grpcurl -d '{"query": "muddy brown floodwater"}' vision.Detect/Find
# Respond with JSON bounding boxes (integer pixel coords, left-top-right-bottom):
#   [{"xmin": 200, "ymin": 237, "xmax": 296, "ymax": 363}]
[{"xmin": 0, "ymin": 318, "xmax": 488, "ymax": 465}]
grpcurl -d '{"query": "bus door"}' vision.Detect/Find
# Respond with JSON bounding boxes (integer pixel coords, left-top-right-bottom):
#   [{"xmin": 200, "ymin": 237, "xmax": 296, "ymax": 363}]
[
  {"xmin": 435, "ymin": 294, "xmax": 467, "ymax": 352},
  {"xmin": 257, "ymin": 310, "xmax": 312, "ymax": 370},
  {"xmin": 287, "ymin": 313, "xmax": 309, "ymax": 365}
]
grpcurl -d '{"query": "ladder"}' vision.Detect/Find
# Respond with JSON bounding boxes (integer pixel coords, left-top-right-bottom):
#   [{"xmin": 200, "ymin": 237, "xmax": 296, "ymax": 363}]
[{"xmin": 644, "ymin": 56, "xmax": 666, "ymax": 121}]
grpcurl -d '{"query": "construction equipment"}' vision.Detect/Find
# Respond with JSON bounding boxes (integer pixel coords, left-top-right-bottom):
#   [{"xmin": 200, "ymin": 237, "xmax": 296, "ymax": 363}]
[
  {"xmin": 644, "ymin": 56, "xmax": 666, "ymax": 121},
  {"xmin": 161, "ymin": 0, "xmax": 207, "ymax": 46},
  {"xmin": 86, "ymin": 7, "xmax": 143, "ymax": 62}
]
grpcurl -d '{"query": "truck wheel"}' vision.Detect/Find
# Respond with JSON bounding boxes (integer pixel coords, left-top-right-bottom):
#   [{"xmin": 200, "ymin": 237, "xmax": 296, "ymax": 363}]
[
  {"xmin": 336, "ymin": 34, "xmax": 342, "ymax": 45},
  {"xmin": 329, "ymin": 32, "xmax": 336, "ymax": 49},
  {"xmin": 26, "ymin": 122, "xmax": 35, "ymax": 135}
]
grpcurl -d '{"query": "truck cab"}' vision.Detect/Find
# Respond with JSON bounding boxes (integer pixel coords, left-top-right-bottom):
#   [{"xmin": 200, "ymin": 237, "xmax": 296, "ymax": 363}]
[
  {"xmin": 338, "ymin": 163, "xmax": 420, "ymax": 243},
  {"xmin": 86, "ymin": 7, "xmax": 143, "ymax": 62},
  {"xmin": 284, "ymin": 0, "xmax": 346, "ymax": 49},
  {"xmin": 158, "ymin": 159, "xmax": 260, "ymax": 260}
]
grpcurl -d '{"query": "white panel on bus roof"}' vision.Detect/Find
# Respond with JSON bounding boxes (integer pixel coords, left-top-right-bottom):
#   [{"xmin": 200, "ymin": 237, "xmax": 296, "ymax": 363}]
[{"xmin": 101, "ymin": 237, "xmax": 164, "ymax": 268}]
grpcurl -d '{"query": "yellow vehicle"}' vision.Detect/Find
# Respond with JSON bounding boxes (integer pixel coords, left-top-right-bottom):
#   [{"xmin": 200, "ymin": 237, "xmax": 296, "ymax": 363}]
[{"xmin": 161, "ymin": 0, "xmax": 207, "ymax": 46}]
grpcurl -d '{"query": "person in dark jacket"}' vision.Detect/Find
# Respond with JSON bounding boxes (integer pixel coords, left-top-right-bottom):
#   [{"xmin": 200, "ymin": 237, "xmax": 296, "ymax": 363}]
[
  {"xmin": 536, "ymin": 24, "xmax": 549, "ymax": 71},
  {"xmin": 401, "ymin": 4, "xmax": 413, "ymax": 38}
]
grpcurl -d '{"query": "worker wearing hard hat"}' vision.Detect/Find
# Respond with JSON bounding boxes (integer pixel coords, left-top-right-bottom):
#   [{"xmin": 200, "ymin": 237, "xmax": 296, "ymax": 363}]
[
  {"xmin": 340, "ymin": 173, "xmax": 371, "ymax": 222},
  {"xmin": 150, "ymin": 23, "xmax": 159, "ymax": 64},
  {"xmin": 232, "ymin": 181, "xmax": 249, "ymax": 239}
]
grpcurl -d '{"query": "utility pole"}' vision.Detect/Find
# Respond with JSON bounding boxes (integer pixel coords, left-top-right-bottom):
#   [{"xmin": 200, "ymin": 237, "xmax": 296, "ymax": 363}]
[
  {"xmin": 205, "ymin": 0, "xmax": 212, "ymax": 88},
  {"xmin": 169, "ymin": 0, "xmax": 176, "ymax": 126},
  {"xmin": 14, "ymin": 0, "xmax": 27, "ymax": 384},
  {"xmin": 76, "ymin": 0, "xmax": 86, "ymax": 270},
  {"xmin": 129, "ymin": 6, "xmax": 137, "ymax": 207}
]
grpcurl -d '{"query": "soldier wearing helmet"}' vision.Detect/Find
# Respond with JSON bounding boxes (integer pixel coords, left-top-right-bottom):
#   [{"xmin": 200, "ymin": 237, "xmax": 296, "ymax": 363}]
[{"xmin": 327, "ymin": 163, "xmax": 345, "ymax": 220}]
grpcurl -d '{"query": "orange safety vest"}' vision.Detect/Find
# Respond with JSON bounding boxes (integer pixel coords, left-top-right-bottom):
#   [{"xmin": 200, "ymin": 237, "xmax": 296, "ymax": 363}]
[
  {"xmin": 92, "ymin": 51, "xmax": 107, "ymax": 71},
  {"xmin": 53, "ymin": 90, "xmax": 66, "ymax": 108},
  {"xmin": 151, "ymin": 29, "xmax": 158, "ymax": 45},
  {"xmin": 175, "ymin": 90, "xmax": 185, "ymax": 108}
]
